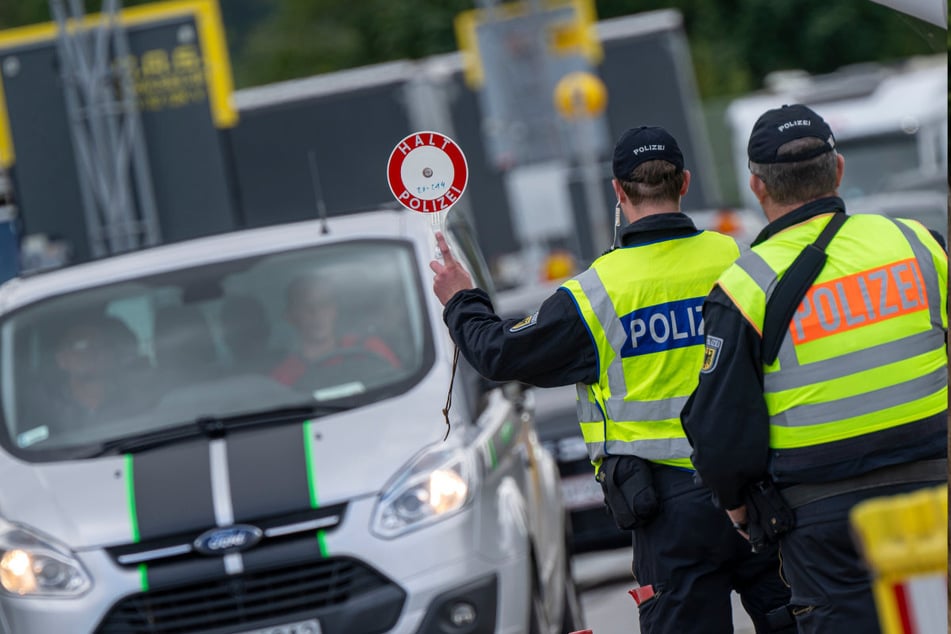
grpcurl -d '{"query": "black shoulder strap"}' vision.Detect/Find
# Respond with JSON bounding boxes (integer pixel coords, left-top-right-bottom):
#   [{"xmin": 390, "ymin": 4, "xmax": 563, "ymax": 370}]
[{"xmin": 761, "ymin": 212, "xmax": 848, "ymax": 365}]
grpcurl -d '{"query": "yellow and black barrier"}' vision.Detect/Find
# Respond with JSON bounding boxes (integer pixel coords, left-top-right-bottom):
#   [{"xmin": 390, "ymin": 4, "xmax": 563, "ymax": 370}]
[{"xmin": 850, "ymin": 485, "xmax": 947, "ymax": 634}]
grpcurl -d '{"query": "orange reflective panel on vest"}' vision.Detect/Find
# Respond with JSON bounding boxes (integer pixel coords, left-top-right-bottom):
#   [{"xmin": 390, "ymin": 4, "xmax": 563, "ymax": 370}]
[{"xmin": 790, "ymin": 257, "xmax": 928, "ymax": 345}]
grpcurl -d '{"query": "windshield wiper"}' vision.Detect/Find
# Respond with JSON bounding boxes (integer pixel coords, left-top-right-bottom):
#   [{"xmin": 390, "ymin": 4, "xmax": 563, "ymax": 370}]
[{"xmin": 85, "ymin": 403, "xmax": 351, "ymax": 458}]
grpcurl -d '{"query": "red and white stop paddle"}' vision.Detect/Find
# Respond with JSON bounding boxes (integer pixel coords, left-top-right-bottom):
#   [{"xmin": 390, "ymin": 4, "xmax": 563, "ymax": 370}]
[{"xmin": 386, "ymin": 131, "xmax": 468, "ymax": 247}]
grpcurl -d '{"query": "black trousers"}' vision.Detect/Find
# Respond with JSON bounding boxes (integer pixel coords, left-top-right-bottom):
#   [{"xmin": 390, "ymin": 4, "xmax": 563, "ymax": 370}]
[
  {"xmin": 632, "ymin": 465, "xmax": 794, "ymax": 634},
  {"xmin": 778, "ymin": 480, "xmax": 943, "ymax": 634}
]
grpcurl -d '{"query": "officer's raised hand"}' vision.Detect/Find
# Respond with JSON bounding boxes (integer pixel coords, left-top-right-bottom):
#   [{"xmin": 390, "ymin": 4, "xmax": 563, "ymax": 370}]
[{"xmin": 430, "ymin": 232, "xmax": 473, "ymax": 306}]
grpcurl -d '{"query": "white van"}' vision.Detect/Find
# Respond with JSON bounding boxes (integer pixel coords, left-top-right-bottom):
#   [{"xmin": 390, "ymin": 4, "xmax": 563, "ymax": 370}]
[{"xmin": 0, "ymin": 207, "xmax": 583, "ymax": 633}]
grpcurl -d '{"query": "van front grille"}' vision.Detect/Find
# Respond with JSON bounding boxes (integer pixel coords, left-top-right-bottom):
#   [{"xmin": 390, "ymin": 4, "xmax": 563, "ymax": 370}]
[{"xmin": 95, "ymin": 557, "xmax": 404, "ymax": 633}]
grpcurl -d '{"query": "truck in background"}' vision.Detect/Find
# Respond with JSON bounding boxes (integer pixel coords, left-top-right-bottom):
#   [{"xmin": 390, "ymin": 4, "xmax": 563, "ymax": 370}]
[{"xmin": 725, "ymin": 54, "xmax": 947, "ymax": 239}]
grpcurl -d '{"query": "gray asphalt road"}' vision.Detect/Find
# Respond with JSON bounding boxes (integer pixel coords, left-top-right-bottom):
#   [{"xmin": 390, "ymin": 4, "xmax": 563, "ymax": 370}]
[{"xmin": 573, "ymin": 547, "xmax": 757, "ymax": 634}]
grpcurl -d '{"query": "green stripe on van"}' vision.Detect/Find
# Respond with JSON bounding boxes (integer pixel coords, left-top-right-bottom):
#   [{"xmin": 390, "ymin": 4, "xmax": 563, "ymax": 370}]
[
  {"xmin": 304, "ymin": 422, "xmax": 330, "ymax": 557},
  {"xmin": 124, "ymin": 454, "xmax": 140, "ymax": 543},
  {"xmin": 303, "ymin": 421, "xmax": 319, "ymax": 508},
  {"xmin": 138, "ymin": 564, "xmax": 149, "ymax": 592}
]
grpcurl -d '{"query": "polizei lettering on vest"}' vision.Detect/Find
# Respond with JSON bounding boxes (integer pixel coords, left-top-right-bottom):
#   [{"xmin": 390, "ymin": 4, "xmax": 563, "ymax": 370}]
[
  {"xmin": 620, "ymin": 297, "xmax": 706, "ymax": 357},
  {"xmin": 790, "ymin": 257, "xmax": 927, "ymax": 344}
]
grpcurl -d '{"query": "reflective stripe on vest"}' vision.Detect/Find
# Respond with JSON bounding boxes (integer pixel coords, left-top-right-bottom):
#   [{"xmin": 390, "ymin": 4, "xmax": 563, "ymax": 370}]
[
  {"xmin": 562, "ymin": 230, "xmax": 740, "ymax": 468},
  {"xmin": 717, "ymin": 213, "xmax": 948, "ymax": 451}
]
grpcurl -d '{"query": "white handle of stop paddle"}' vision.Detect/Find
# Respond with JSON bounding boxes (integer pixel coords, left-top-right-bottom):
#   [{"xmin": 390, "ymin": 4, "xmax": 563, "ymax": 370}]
[{"xmin": 430, "ymin": 210, "xmax": 448, "ymax": 261}]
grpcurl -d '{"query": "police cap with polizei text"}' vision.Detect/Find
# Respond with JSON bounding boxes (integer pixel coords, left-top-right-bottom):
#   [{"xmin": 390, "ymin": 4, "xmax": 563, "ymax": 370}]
[
  {"xmin": 612, "ymin": 126, "xmax": 684, "ymax": 180},
  {"xmin": 747, "ymin": 104, "xmax": 836, "ymax": 165}
]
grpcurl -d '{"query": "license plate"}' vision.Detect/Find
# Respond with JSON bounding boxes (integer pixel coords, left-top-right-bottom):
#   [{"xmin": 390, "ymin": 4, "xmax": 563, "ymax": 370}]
[
  {"xmin": 560, "ymin": 473, "xmax": 604, "ymax": 511},
  {"xmin": 236, "ymin": 618, "xmax": 321, "ymax": 634}
]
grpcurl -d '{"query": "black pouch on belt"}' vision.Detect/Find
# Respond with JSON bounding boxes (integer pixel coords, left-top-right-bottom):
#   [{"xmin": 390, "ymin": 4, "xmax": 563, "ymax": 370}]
[
  {"xmin": 745, "ymin": 479, "xmax": 796, "ymax": 553},
  {"xmin": 596, "ymin": 455, "xmax": 660, "ymax": 531}
]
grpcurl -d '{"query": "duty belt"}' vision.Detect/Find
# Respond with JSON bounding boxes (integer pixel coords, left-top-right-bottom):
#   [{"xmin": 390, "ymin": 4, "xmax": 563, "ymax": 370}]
[{"xmin": 781, "ymin": 458, "xmax": 947, "ymax": 509}]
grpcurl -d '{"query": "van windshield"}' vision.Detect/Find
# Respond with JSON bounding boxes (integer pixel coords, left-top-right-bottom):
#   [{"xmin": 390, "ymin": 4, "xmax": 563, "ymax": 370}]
[{"xmin": 0, "ymin": 239, "xmax": 433, "ymax": 458}]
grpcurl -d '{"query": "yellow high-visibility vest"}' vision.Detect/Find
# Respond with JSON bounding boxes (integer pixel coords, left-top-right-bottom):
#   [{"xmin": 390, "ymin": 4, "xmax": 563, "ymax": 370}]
[
  {"xmin": 717, "ymin": 213, "xmax": 948, "ymax": 456},
  {"xmin": 561, "ymin": 230, "xmax": 740, "ymax": 471}
]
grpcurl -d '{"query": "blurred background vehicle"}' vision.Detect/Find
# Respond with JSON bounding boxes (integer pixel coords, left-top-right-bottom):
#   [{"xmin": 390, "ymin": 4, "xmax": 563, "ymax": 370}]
[{"xmin": 847, "ymin": 189, "xmax": 948, "ymax": 242}]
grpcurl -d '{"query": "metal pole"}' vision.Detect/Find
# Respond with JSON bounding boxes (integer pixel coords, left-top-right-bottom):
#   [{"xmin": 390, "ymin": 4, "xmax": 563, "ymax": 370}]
[
  {"xmin": 50, "ymin": 0, "xmax": 108, "ymax": 257},
  {"xmin": 62, "ymin": 0, "xmax": 126, "ymax": 254},
  {"xmin": 50, "ymin": 0, "xmax": 160, "ymax": 256},
  {"xmin": 107, "ymin": 0, "xmax": 161, "ymax": 248},
  {"xmin": 575, "ymin": 113, "xmax": 610, "ymax": 256},
  {"xmin": 96, "ymin": 0, "xmax": 135, "ymax": 253}
]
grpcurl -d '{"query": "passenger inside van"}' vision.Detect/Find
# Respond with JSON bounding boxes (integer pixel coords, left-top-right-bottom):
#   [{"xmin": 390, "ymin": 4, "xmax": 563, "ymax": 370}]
[{"xmin": 270, "ymin": 272, "xmax": 401, "ymax": 389}]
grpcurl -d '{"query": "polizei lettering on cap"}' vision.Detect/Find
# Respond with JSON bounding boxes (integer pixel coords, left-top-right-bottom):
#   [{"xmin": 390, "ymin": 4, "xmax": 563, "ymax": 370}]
[
  {"xmin": 790, "ymin": 257, "xmax": 928, "ymax": 345},
  {"xmin": 632, "ymin": 144, "xmax": 665, "ymax": 155},
  {"xmin": 619, "ymin": 297, "xmax": 706, "ymax": 357},
  {"xmin": 777, "ymin": 120, "xmax": 811, "ymax": 132}
]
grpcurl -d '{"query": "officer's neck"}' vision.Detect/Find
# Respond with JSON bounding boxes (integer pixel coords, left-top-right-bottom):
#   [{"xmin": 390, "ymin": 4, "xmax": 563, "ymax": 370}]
[
  {"xmin": 623, "ymin": 202, "xmax": 681, "ymax": 223},
  {"xmin": 761, "ymin": 193, "xmax": 832, "ymax": 223}
]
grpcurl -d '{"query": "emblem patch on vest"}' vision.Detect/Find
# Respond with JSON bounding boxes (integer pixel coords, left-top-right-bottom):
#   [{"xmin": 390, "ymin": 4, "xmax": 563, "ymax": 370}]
[
  {"xmin": 509, "ymin": 312, "xmax": 539, "ymax": 332},
  {"xmin": 701, "ymin": 335, "xmax": 723, "ymax": 374}
]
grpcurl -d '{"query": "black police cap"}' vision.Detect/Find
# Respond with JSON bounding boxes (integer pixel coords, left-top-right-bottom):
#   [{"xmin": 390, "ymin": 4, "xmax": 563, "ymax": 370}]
[{"xmin": 747, "ymin": 104, "xmax": 836, "ymax": 164}]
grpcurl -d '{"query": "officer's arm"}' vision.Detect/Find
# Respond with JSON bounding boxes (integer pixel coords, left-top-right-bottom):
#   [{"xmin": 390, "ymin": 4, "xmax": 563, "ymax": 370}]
[
  {"xmin": 443, "ymin": 288, "xmax": 597, "ymax": 387},
  {"xmin": 680, "ymin": 287, "xmax": 770, "ymax": 510}
]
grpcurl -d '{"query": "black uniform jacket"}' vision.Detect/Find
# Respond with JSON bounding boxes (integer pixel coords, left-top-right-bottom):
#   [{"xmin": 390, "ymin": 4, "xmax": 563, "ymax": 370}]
[
  {"xmin": 680, "ymin": 196, "xmax": 947, "ymax": 510},
  {"xmin": 442, "ymin": 213, "xmax": 702, "ymax": 388}
]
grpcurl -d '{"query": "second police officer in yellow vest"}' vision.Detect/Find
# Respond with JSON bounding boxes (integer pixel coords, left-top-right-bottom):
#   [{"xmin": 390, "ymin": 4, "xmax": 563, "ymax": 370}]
[
  {"xmin": 681, "ymin": 104, "xmax": 948, "ymax": 633},
  {"xmin": 430, "ymin": 126, "xmax": 795, "ymax": 633}
]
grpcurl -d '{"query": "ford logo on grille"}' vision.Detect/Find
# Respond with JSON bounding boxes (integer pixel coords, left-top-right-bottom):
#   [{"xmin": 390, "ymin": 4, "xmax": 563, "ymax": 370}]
[{"xmin": 193, "ymin": 525, "xmax": 263, "ymax": 555}]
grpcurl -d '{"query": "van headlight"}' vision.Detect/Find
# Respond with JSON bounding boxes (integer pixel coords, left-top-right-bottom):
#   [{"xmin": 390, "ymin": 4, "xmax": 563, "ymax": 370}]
[
  {"xmin": 0, "ymin": 519, "xmax": 91, "ymax": 597},
  {"xmin": 371, "ymin": 447, "xmax": 476, "ymax": 539}
]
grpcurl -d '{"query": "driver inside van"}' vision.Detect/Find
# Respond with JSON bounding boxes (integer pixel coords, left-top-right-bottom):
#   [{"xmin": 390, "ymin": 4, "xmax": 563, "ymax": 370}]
[
  {"xmin": 270, "ymin": 272, "xmax": 401, "ymax": 388},
  {"xmin": 31, "ymin": 315, "xmax": 143, "ymax": 427}
]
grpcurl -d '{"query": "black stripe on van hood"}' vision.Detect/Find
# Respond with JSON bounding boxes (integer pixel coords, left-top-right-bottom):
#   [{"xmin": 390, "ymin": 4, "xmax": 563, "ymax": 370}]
[
  {"xmin": 132, "ymin": 440, "xmax": 215, "ymax": 540},
  {"xmin": 227, "ymin": 424, "xmax": 311, "ymax": 522}
]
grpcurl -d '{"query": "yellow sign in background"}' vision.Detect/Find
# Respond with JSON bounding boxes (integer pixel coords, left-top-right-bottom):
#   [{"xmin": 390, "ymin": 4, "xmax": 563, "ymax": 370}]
[{"xmin": 0, "ymin": 0, "xmax": 236, "ymax": 169}]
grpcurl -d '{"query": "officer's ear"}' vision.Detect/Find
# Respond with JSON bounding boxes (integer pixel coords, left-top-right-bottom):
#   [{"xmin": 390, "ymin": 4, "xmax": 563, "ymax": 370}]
[
  {"xmin": 834, "ymin": 153, "xmax": 845, "ymax": 189},
  {"xmin": 611, "ymin": 178, "xmax": 625, "ymax": 204},
  {"xmin": 680, "ymin": 170, "xmax": 691, "ymax": 197},
  {"xmin": 749, "ymin": 172, "xmax": 769, "ymax": 205}
]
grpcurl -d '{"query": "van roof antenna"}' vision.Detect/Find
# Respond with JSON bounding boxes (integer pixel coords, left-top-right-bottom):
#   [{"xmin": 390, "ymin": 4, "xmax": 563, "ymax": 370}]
[{"xmin": 307, "ymin": 149, "xmax": 329, "ymax": 235}]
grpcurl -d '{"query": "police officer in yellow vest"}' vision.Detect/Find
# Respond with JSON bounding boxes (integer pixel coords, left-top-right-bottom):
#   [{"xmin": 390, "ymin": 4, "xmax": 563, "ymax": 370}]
[
  {"xmin": 681, "ymin": 104, "xmax": 948, "ymax": 634},
  {"xmin": 431, "ymin": 126, "xmax": 794, "ymax": 634}
]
